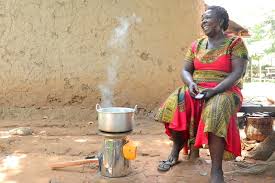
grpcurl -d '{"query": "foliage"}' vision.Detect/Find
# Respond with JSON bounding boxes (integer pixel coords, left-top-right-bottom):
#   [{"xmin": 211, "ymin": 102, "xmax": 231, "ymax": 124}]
[{"xmin": 247, "ymin": 10, "xmax": 275, "ymax": 55}]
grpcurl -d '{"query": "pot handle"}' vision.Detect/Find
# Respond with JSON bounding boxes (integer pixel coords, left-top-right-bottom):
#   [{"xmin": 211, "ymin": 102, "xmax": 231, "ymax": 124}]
[{"xmin": 96, "ymin": 103, "xmax": 101, "ymax": 112}]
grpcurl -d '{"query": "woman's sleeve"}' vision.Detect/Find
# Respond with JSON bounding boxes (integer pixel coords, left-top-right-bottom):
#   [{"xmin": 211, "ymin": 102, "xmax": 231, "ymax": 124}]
[
  {"xmin": 184, "ymin": 42, "xmax": 196, "ymax": 63},
  {"xmin": 231, "ymin": 37, "xmax": 249, "ymax": 60}
]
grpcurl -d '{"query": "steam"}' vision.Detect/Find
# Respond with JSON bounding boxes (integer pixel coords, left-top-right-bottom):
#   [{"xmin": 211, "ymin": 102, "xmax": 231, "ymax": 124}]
[
  {"xmin": 98, "ymin": 55, "xmax": 118, "ymax": 107},
  {"xmin": 108, "ymin": 14, "xmax": 141, "ymax": 49},
  {"xmin": 99, "ymin": 14, "xmax": 141, "ymax": 107}
]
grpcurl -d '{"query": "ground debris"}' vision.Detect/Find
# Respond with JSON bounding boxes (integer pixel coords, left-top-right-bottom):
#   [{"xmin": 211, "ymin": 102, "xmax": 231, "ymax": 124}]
[
  {"xmin": 39, "ymin": 130, "xmax": 47, "ymax": 135},
  {"xmin": 87, "ymin": 121, "xmax": 94, "ymax": 124},
  {"xmin": 235, "ymin": 156, "xmax": 245, "ymax": 162},
  {"xmin": 225, "ymin": 161, "xmax": 275, "ymax": 176},
  {"xmin": 199, "ymin": 171, "xmax": 208, "ymax": 176},
  {"xmin": 225, "ymin": 152, "xmax": 275, "ymax": 176},
  {"xmin": 242, "ymin": 139, "xmax": 258, "ymax": 151},
  {"xmin": 9, "ymin": 127, "xmax": 33, "ymax": 136},
  {"xmin": 49, "ymin": 178, "xmax": 60, "ymax": 183},
  {"xmin": 141, "ymin": 152, "xmax": 149, "ymax": 156}
]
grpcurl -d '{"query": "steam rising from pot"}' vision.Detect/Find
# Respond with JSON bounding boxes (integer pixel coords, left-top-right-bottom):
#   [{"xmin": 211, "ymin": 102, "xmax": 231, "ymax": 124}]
[{"xmin": 99, "ymin": 14, "xmax": 141, "ymax": 107}]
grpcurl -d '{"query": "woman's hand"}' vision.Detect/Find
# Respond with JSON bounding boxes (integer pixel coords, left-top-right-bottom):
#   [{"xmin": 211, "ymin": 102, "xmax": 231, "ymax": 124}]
[
  {"xmin": 201, "ymin": 88, "xmax": 218, "ymax": 100},
  {"xmin": 188, "ymin": 82, "xmax": 199, "ymax": 97}
]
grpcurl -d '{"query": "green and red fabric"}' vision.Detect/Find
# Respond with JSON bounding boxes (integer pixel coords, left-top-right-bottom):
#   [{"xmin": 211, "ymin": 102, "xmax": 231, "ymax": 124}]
[{"xmin": 157, "ymin": 35, "xmax": 248, "ymax": 158}]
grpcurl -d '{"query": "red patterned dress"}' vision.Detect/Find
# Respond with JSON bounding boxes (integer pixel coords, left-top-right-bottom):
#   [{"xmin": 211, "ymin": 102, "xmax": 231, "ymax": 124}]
[{"xmin": 157, "ymin": 35, "xmax": 248, "ymax": 158}]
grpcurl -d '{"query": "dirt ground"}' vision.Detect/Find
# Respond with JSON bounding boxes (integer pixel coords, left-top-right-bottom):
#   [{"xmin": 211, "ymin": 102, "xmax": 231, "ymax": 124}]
[{"xmin": 0, "ymin": 116, "xmax": 274, "ymax": 183}]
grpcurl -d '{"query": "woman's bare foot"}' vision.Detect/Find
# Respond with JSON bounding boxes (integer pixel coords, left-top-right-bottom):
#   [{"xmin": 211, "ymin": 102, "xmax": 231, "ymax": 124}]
[
  {"xmin": 188, "ymin": 144, "xmax": 200, "ymax": 161},
  {"xmin": 210, "ymin": 169, "xmax": 224, "ymax": 183}
]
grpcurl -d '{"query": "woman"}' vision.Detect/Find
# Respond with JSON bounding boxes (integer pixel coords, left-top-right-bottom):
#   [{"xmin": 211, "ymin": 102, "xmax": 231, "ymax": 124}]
[{"xmin": 157, "ymin": 6, "xmax": 248, "ymax": 183}]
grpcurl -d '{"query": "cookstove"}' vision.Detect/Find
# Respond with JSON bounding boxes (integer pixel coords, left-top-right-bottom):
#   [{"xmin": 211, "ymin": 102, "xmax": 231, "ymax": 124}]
[{"xmin": 96, "ymin": 104, "xmax": 137, "ymax": 178}]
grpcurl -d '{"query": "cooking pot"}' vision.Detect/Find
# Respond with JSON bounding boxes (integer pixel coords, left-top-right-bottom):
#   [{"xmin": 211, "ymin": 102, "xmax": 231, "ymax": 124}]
[{"xmin": 96, "ymin": 104, "xmax": 137, "ymax": 133}]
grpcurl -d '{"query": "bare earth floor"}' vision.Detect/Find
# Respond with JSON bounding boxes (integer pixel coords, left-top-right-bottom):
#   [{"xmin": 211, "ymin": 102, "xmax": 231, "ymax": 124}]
[{"xmin": 0, "ymin": 118, "xmax": 274, "ymax": 183}]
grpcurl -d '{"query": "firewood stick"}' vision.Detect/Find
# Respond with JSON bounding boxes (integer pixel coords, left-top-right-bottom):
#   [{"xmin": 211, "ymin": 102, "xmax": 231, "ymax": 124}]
[{"xmin": 49, "ymin": 159, "xmax": 98, "ymax": 170}]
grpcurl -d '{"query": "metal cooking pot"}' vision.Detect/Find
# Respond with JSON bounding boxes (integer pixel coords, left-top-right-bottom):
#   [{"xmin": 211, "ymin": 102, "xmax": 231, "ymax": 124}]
[{"xmin": 96, "ymin": 104, "xmax": 137, "ymax": 133}]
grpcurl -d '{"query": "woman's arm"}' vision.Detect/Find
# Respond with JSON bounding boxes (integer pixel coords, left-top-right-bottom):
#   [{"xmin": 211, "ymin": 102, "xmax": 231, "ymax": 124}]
[
  {"xmin": 181, "ymin": 61, "xmax": 199, "ymax": 97},
  {"xmin": 214, "ymin": 56, "xmax": 247, "ymax": 93}
]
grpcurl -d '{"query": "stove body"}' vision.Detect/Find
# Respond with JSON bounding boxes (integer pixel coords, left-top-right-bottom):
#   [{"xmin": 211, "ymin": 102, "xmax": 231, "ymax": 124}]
[
  {"xmin": 96, "ymin": 104, "xmax": 137, "ymax": 178},
  {"xmin": 98, "ymin": 131, "xmax": 133, "ymax": 178}
]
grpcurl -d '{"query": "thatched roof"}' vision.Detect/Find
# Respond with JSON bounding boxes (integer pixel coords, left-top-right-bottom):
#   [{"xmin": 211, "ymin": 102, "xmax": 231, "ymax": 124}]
[{"xmin": 227, "ymin": 20, "xmax": 250, "ymax": 37}]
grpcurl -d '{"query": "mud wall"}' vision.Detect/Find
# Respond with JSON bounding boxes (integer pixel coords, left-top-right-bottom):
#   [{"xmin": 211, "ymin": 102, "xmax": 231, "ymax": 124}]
[{"xmin": 0, "ymin": 0, "xmax": 204, "ymax": 120}]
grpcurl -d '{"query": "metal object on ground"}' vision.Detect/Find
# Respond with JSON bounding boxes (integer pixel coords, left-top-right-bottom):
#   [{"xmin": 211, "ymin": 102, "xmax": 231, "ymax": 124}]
[
  {"xmin": 96, "ymin": 104, "xmax": 137, "ymax": 133},
  {"xmin": 238, "ymin": 104, "xmax": 275, "ymax": 130},
  {"xmin": 240, "ymin": 104, "xmax": 275, "ymax": 113},
  {"xmin": 96, "ymin": 104, "xmax": 138, "ymax": 177},
  {"xmin": 98, "ymin": 131, "xmax": 136, "ymax": 177}
]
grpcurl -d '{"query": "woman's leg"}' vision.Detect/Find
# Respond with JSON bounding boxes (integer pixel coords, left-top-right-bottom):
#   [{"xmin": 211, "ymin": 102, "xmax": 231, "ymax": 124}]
[
  {"xmin": 189, "ymin": 144, "xmax": 200, "ymax": 160},
  {"xmin": 168, "ymin": 130, "xmax": 186, "ymax": 161},
  {"xmin": 158, "ymin": 129, "xmax": 186, "ymax": 171},
  {"xmin": 201, "ymin": 92, "xmax": 242, "ymax": 182},
  {"xmin": 208, "ymin": 132, "xmax": 225, "ymax": 183}
]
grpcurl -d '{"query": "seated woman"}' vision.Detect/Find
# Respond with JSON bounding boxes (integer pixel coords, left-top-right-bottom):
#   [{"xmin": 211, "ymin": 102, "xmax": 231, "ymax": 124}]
[{"xmin": 157, "ymin": 6, "xmax": 248, "ymax": 183}]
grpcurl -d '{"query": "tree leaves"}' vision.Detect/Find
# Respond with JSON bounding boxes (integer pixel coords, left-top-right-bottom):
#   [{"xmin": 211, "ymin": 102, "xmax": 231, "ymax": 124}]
[{"xmin": 248, "ymin": 10, "xmax": 275, "ymax": 56}]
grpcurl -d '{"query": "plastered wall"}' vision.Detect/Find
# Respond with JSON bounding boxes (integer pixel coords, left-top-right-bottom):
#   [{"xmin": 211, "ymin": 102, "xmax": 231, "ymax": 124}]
[{"xmin": 0, "ymin": 0, "xmax": 204, "ymax": 120}]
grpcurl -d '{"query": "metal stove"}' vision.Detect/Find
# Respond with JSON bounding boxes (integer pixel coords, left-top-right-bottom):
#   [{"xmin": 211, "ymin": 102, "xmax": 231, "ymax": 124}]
[
  {"xmin": 98, "ymin": 131, "xmax": 134, "ymax": 177},
  {"xmin": 96, "ymin": 104, "xmax": 137, "ymax": 178}
]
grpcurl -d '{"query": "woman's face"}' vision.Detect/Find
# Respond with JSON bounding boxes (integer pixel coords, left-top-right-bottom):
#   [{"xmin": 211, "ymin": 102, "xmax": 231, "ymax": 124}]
[{"xmin": 201, "ymin": 10, "xmax": 222, "ymax": 36}]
